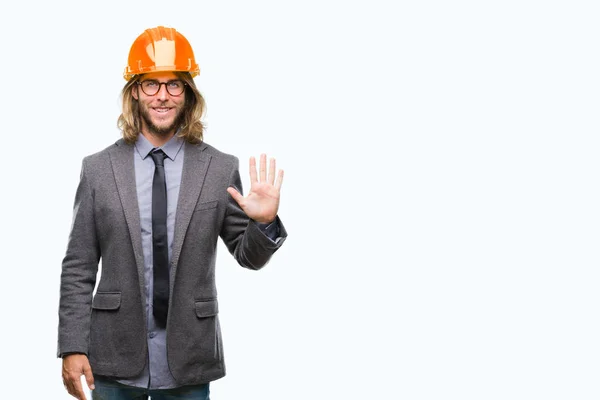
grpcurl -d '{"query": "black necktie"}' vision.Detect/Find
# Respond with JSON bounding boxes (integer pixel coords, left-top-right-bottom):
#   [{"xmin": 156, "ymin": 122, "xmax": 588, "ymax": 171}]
[{"xmin": 150, "ymin": 149, "xmax": 169, "ymax": 328}]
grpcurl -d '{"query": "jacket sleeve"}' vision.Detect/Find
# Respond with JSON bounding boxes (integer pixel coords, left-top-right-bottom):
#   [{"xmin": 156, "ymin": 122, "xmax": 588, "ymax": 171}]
[
  {"xmin": 219, "ymin": 157, "xmax": 287, "ymax": 270},
  {"xmin": 57, "ymin": 158, "xmax": 100, "ymax": 357}
]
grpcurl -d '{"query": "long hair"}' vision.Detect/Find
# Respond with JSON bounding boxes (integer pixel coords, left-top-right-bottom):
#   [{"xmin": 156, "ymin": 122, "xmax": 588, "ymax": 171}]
[{"xmin": 117, "ymin": 72, "xmax": 206, "ymax": 144}]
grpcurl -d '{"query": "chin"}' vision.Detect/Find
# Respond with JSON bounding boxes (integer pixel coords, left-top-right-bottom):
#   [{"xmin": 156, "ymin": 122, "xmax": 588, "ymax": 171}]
[{"xmin": 155, "ymin": 120, "xmax": 175, "ymax": 130}]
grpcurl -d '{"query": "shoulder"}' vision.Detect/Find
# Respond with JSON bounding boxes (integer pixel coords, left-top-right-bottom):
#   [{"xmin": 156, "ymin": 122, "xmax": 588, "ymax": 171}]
[
  {"xmin": 199, "ymin": 141, "xmax": 237, "ymax": 161},
  {"xmin": 81, "ymin": 139, "xmax": 130, "ymax": 168},
  {"xmin": 191, "ymin": 141, "xmax": 239, "ymax": 168}
]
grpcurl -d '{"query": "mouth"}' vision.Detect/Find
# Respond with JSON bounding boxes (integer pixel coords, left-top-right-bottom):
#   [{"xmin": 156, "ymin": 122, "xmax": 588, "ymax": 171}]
[{"xmin": 152, "ymin": 107, "xmax": 173, "ymax": 114}]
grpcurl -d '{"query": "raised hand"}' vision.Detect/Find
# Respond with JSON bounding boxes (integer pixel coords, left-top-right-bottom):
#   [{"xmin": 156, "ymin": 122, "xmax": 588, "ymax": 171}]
[{"xmin": 227, "ymin": 153, "xmax": 284, "ymax": 224}]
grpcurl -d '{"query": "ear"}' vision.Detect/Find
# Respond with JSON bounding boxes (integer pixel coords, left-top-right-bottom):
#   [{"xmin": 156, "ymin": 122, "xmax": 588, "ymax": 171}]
[{"xmin": 132, "ymin": 83, "xmax": 139, "ymax": 100}]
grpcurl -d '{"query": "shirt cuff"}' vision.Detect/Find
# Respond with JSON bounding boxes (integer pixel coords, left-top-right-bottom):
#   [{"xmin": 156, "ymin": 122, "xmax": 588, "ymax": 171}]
[{"xmin": 255, "ymin": 219, "xmax": 281, "ymax": 242}]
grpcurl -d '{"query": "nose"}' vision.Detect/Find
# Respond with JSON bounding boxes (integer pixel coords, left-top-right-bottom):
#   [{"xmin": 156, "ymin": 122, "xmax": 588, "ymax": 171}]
[{"xmin": 156, "ymin": 83, "xmax": 169, "ymax": 100}]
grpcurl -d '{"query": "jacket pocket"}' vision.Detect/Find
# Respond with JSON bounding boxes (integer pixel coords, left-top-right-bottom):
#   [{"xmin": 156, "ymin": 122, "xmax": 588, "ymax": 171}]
[
  {"xmin": 194, "ymin": 200, "xmax": 218, "ymax": 212},
  {"xmin": 92, "ymin": 292, "xmax": 121, "ymax": 310},
  {"xmin": 195, "ymin": 299, "xmax": 218, "ymax": 318}
]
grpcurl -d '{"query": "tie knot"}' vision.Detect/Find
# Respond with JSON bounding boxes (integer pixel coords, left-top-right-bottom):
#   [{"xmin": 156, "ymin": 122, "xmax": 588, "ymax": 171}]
[{"xmin": 150, "ymin": 149, "xmax": 167, "ymax": 167}]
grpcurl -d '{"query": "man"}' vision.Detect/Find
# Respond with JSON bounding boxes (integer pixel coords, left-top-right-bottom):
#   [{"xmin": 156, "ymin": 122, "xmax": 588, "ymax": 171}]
[{"xmin": 58, "ymin": 26, "xmax": 287, "ymax": 400}]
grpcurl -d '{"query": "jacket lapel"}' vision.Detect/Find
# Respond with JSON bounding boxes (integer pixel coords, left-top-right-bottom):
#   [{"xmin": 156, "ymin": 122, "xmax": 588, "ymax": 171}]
[
  {"xmin": 108, "ymin": 139, "xmax": 147, "ymax": 313},
  {"xmin": 170, "ymin": 141, "xmax": 211, "ymax": 288}
]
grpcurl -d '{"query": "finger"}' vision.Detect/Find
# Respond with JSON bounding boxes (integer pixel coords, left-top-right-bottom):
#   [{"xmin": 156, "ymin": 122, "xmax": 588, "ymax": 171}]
[
  {"xmin": 259, "ymin": 153, "xmax": 267, "ymax": 182},
  {"xmin": 275, "ymin": 169, "xmax": 284, "ymax": 190},
  {"xmin": 63, "ymin": 371, "xmax": 79, "ymax": 398},
  {"xmin": 63, "ymin": 379, "xmax": 74, "ymax": 397},
  {"xmin": 227, "ymin": 187, "xmax": 244, "ymax": 206},
  {"xmin": 83, "ymin": 363, "xmax": 95, "ymax": 391},
  {"xmin": 268, "ymin": 157, "xmax": 276, "ymax": 185},
  {"xmin": 249, "ymin": 156, "xmax": 257, "ymax": 184},
  {"xmin": 70, "ymin": 377, "xmax": 87, "ymax": 400}
]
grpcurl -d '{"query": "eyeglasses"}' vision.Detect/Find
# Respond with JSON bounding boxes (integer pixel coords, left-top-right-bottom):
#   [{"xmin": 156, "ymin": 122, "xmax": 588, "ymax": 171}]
[{"xmin": 137, "ymin": 79, "xmax": 186, "ymax": 96}]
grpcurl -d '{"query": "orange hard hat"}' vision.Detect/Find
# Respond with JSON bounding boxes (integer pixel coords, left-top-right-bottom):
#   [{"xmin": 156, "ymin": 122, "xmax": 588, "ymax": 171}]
[{"xmin": 123, "ymin": 26, "xmax": 200, "ymax": 81}]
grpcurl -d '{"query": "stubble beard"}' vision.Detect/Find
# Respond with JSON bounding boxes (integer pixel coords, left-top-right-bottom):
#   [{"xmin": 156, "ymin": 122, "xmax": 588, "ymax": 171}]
[{"xmin": 140, "ymin": 104, "xmax": 186, "ymax": 138}]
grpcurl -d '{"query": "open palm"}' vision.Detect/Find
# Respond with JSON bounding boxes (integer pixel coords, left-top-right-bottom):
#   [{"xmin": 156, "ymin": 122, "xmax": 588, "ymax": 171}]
[{"xmin": 227, "ymin": 154, "xmax": 284, "ymax": 224}]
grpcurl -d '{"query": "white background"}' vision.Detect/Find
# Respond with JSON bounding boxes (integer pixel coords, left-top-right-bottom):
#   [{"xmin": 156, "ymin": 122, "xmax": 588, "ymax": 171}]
[{"xmin": 1, "ymin": 0, "xmax": 599, "ymax": 399}]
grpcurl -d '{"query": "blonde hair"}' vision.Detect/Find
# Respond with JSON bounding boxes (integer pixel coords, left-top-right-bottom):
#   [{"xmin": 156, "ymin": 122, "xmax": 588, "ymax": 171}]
[{"xmin": 117, "ymin": 72, "xmax": 206, "ymax": 144}]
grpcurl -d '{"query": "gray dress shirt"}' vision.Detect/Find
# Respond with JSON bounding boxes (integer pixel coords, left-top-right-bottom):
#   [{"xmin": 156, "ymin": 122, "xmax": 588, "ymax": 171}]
[{"xmin": 118, "ymin": 133, "xmax": 279, "ymax": 389}]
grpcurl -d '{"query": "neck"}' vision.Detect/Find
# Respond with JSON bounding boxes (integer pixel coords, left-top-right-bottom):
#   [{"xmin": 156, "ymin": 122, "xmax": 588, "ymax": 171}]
[{"xmin": 141, "ymin": 131, "xmax": 176, "ymax": 148}]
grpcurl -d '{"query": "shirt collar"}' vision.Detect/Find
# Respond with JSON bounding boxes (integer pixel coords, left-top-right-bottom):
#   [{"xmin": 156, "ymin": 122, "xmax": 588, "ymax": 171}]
[{"xmin": 134, "ymin": 132, "xmax": 184, "ymax": 162}]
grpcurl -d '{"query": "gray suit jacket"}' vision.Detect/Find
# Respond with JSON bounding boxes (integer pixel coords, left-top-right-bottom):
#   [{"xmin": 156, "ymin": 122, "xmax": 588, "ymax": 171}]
[{"xmin": 57, "ymin": 139, "xmax": 287, "ymax": 385}]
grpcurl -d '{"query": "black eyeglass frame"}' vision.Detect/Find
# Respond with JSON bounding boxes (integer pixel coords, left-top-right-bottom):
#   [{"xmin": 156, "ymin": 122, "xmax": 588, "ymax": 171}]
[{"xmin": 136, "ymin": 79, "xmax": 187, "ymax": 96}]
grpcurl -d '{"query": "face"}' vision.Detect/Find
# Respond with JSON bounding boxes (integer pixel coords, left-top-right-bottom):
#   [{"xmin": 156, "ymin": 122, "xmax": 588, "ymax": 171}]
[{"xmin": 133, "ymin": 72, "xmax": 186, "ymax": 138}]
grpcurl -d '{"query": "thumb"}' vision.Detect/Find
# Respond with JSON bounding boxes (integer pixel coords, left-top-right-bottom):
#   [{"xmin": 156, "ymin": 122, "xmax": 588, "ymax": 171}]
[
  {"xmin": 83, "ymin": 362, "xmax": 95, "ymax": 391},
  {"xmin": 227, "ymin": 187, "xmax": 244, "ymax": 205}
]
